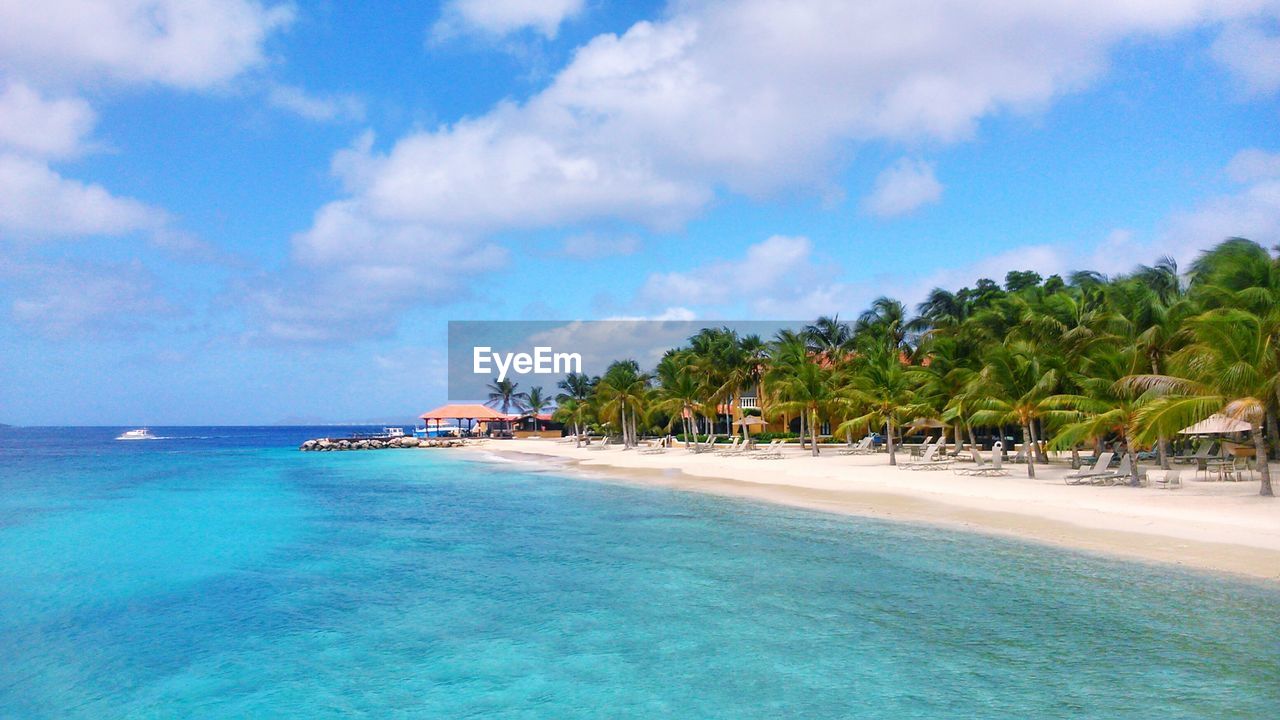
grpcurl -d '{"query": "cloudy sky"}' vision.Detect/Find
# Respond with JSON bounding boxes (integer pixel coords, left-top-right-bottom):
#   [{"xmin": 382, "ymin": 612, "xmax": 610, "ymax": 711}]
[{"xmin": 1, "ymin": 0, "xmax": 1277, "ymax": 424}]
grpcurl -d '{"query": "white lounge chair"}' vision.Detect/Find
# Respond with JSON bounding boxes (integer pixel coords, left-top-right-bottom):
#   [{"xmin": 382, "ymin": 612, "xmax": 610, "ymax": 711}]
[
  {"xmin": 587, "ymin": 437, "xmax": 613, "ymax": 451},
  {"xmin": 752, "ymin": 439, "xmax": 787, "ymax": 459},
  {"xmin": 639, "ymin": 436, "xmax": 669, "ymax": 455},
  {"xmin": 1174, "ymin": 440, "xmax": 1213, "ymax": 465},
  {"xmin": 690, "ymin": 434, "xmax": 719, "ymax": 453},
  {"xmin": 1065, "ymin": 451, "xmax": 1115, "ymax": 484},
  {"xmin": 837, "ymin": 436, "xmax": 873, "ymax": 455},
  {"xmin": 956, "ymin": 447, "xmax": 1008, "ymax": 476},
  {"xmin": 1152, "ymin": 468, "xmax": 1182, "ymax": 490},
  {"xmin": 903, "ymin": 443, "xmax": 954, "ymax": 470},
  {"xmin": 714, "ymin": 437, "xmax": 743, "ymax": 455},
  {"xmin": 1092, "ymin": 454, "xmax": 1144, "ymax": 486}
]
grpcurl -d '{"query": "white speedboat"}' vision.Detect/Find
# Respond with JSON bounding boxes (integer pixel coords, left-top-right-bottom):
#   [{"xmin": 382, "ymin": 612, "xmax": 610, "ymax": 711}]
[{"xmin": 116, "ymin": 428, "xmax": 157, "ymax": 441}]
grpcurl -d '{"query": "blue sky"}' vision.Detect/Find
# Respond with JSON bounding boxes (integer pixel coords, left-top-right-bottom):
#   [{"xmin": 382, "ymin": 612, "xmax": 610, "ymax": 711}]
[{"xmin": 1, "ymin": 0, "xmax": 1278, "ymax": 425}]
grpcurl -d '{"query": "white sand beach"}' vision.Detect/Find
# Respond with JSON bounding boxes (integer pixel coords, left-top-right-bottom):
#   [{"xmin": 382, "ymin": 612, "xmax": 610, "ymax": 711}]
[{"xmin": 463, "ymin": 439, "xmax": 1280, "ymax": 582}]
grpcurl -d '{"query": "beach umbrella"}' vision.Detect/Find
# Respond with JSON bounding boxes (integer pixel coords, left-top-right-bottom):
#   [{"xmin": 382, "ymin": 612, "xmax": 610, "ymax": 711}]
[
  {"xmin": 734, "ymin": 415, "xmax": 768, "ymax": 443},
  {"xmin": 1178, "ymin": 413, "xmax": 1253, "ymax": 435}
]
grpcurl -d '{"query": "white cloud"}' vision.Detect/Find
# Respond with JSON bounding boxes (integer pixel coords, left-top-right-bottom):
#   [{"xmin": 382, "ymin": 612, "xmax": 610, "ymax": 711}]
[
  {"xmin": 560, "ymin": 232, "xmax": 641, "ymax": 259},
  {"xmin": 0, "ymin": 1, "xmax": 293, "ymax": 246},
  {"xmin": 4, "ymin": 258, "xmax": 174, "ymax": 338},
  {"xmin": 267, "ymin": 0, "xmax": 1280, "ymax": 341},
  {"xmin": 267, "ymin": 83, "xmax": 366, "ymax": 123},
  {"xmin": 1211, "ymin": 18, "xmax": 1280, "ymax": 94},
  {"xmin": 0, "ymin": 153, "xmax": 165, "ymax": 237},
  {"xmin": 310, "ymin": 0, "xmax": 1280, "ymax": 237},
  {"xmin": 433, "ymin": 0, "xmax": 585, "ymax": 39},
  {"xmin": 0, "ymin": 0, "xmax": 294, "ymax": 89},
  {"xmin": 0, "ymin": 81, "xmax": 96, "ymax": 159},
  {"xmin": 861, "ymin": 158, "xmax": 943, "ymax": 218},
  {"xmin": 1226, "ymin": 147, "xmax": 1280, "ymax": 182},
  {"xmin": 638, "ymin": 235, "xmax": 856, "ymax": 317},
  {"xmin": 241, "ymin": 200, "xmax": 510, "ymax": 343}
]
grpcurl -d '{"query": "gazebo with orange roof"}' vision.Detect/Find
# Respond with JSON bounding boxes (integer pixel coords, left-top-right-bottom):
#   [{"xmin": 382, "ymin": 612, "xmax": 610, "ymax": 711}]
[{"xmin": 418, "ymin": 403, "xmax": 510, "ymax": 437}]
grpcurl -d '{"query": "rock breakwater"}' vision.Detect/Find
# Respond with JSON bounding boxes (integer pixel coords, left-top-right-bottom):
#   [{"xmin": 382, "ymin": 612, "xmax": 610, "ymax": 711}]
[{"xmin": 299, "ymin": 436, "xmax": 469, "ymax": 451}]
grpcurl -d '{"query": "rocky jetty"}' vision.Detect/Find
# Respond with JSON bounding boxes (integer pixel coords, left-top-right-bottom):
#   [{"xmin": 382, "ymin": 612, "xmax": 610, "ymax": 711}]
[{"xmin": 299, "ymin": 436, "xmax": 468, "ymax": 451}]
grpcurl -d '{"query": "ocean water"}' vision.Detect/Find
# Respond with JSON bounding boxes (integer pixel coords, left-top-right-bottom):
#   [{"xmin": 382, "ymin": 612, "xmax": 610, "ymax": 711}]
[{"xmin": 1, "ymin": 427, "xmax": 1277, "ymax": 718}]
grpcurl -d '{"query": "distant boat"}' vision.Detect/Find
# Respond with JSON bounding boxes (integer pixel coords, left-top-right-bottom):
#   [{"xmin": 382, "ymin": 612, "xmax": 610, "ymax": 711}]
[{"xmin": 116, "ymin": 428, "xmax": 158, "ymax": 441}]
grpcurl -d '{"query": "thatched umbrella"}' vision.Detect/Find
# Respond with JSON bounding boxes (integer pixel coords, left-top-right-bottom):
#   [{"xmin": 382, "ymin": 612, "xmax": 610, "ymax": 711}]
[
  {"xmin": 734, "ymin": 415, "xmax": 769, "ymax": 444},
  {"xmin": 1178, "ymin": 413, "xmax": 1253, "ymax": 435}
]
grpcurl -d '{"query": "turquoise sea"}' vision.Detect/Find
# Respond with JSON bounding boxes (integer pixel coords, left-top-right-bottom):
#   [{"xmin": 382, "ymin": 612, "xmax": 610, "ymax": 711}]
[{"xmin": 1, "ymin": 427, "xmax": 1277, "ymax": 718}]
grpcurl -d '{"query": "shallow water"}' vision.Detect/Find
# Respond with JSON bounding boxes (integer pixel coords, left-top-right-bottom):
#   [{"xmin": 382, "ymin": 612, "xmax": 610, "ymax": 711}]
[{"xmin": 1, "ymin": 427, "xmax": 1277, "ymax": 718}]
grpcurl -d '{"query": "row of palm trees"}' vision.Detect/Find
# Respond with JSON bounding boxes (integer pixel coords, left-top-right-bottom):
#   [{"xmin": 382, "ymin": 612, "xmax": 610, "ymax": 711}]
[{"xmin": 535, "ymin": 238, "xmax": 1276, "ymax": 497}]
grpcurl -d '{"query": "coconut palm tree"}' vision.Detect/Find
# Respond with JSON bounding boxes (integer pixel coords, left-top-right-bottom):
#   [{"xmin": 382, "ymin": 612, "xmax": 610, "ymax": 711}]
[
  {"xmin": 1045, "ymin": 346, "xmax": 1153, "ymax": 485},
  {"xmin": 968, "ymin": 341, "xmax": 1060, "ymax": 478},
  {"xmin": 485, "ymin": 378, "xmax": 520, "ymax": 414},
  {"xmin": 856, "ymin": 296, "xmax": 913, "ymax": 354},
  {"xmin": 766, "ymin": 355, "xmax": 846, "ymax": 456},
  {"xmin": 556, "ymin": 372, "xmax": 596, "ymax": 404},
  {"xmin": 595, "ymin": 360, "xmax": 649, "ymax": 449},
  {"xmin": 520, "ymin": 386, "xmax": 551, "ymax": 432},
  {"xmin": 1126, "ymin": 308, "xmax": 1275, "ymax": 496},
  {"xmin": 909, "ymin": 335, "xmax": 976, "ymax": 454},
  {"xmin": 837, "ymin": 344, "xmax": 920, "ymax": 465},
  {"xmin": 553, "ymin": 398, "xmax": 588, "ymax": 447}
]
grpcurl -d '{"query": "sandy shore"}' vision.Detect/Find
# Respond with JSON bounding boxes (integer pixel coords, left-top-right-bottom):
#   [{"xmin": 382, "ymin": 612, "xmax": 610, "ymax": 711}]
[{"xmin": 458, "ymin": 438, "xmax": 1280, "ymax": 583}]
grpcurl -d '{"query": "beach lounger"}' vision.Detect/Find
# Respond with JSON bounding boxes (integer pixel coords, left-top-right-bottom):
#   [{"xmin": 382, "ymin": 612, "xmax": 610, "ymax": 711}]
[
  {"xmin": 908, "ymin": 437, "xmax": 938, "ymax": 459},
  {"xmin": 1151, "ymin": 468, "xmax": 1182, "ymax": 489},
  {"xmin": 1095, "ymin": 455, "xmax": 1144, "ymax": 486},
  {"xmin": 1008, "ymin": 443, "xmax": 1028, "ymax": 464},
  {"xmin": 639, "ymin": 436, "xmax": 669, "ymax": 455},
  {"xmin": 903, "ymin": 444, "xmax": 954, "ymax": 470},
  {"xmin": 713, "ymin": 437, "xmax": 743, "ymax": 455},
  {"xmin": 1174, "ymin": 440, "xmax": 1212, "ymax": 465},
  {"xmin": 587, "ymin": 437, "xmax": 613, "ymax": 451},
  {"xmin": 690, "ymin": 434, "xmax": 719, "ymax": 453},
  {"xmin": 837, "ymin": 436, "xmax": 874, "ymax": 455},
  {"xmin": 1065, "ymin": 451, "xmax": 1115, "ymax": 484},
  {"xmin": 751, "ymin": 439, "xmax": 786, "ymax": 459},
  {"xmin": 955, "ymin": 447, "xmax": 1008, "ymax": 476}
]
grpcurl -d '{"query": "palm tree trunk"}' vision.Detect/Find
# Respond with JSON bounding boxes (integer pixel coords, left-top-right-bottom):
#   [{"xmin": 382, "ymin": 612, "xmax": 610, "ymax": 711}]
[
  {"xmin": 966, "ymin": 423, "xmax": 978, "ymax": 451},
  {"xmin": 1023, "ymin": 424, "xmax": 1035, "ymax": 478},
  {"xmin": 1157, "ymin": 434, "xmax": 1169, "ymax": 470},
  {"xmin": 1122, "ymin": 434, "xmax": 1139, "ymax": 487},
  {"xmin": 1255, "ymin": 427, "xmax": 1273, "ymax": 497},
  {"xmin": 886, "ymin": 419, "xmax": 896, "ymax": 466},
  {"xmin": 1267, "ymin": 409, "xmax": 1279, "ymax": 461},
  {"xmin": 810, "ymin": 408, "xmax": 820, "ymax": 457},
  {"xmin": 1031, "ymin": 419, "xmax": 1047, "ymax": 463}
]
